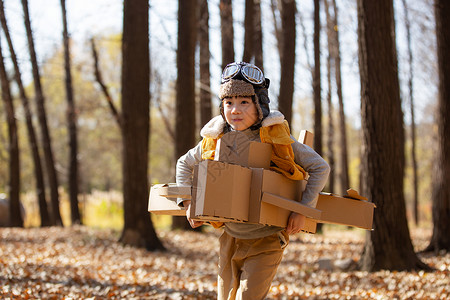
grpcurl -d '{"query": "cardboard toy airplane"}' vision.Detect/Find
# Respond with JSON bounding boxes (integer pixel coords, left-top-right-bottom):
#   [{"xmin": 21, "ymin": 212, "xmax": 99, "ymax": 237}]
[{"xmin": 149, "ymin": 130, "xmax": 375, "ymax": 234}]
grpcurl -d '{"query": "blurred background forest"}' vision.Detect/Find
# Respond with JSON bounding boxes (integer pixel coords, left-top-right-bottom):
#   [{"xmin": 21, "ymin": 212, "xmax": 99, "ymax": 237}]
[{"xmin": 0, "ymin": 0, "xmax": 441, "ymax": 235}]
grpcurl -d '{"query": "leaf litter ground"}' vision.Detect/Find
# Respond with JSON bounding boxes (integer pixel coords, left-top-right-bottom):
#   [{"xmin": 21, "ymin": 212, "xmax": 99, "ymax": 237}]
[{"xmin": 0, "ymin": 226, "xmax": 448, "ymax": 299}]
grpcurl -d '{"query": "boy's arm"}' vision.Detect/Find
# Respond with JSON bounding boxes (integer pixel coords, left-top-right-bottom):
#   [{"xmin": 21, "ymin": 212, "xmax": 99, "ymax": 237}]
[
  {"xmin": 290, "ymin": 136, "xmax": 331, "ymax": 207},
  {"xmin": 175, "ymin": 141, "xmax": 203, "ymax": 206}
]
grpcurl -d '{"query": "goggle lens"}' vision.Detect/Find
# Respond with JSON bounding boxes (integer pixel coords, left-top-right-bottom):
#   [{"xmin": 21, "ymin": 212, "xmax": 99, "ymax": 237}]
[
  {"xmin": 222, "ymin": 64, "xmax": 239, "ymax": 80},
  {"xmin": 221, "ymin": 62, "xmax": 265, "ymax": 86},
  {"xmin": 241, "ymin": 65, "xmax": 264, "ymax": 84}
]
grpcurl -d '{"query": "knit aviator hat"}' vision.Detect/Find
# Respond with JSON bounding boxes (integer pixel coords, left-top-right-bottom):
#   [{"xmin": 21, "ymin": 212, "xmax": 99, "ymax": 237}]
[{"xmin": 218, "ymin": 79, "xmax": 271, "ymax": 126}]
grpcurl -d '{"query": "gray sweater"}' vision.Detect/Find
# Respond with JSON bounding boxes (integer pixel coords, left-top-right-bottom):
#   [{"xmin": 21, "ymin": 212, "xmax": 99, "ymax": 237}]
[{"xmin": 176, "ymin": 112, "xmax": 330, "ymax": 239}]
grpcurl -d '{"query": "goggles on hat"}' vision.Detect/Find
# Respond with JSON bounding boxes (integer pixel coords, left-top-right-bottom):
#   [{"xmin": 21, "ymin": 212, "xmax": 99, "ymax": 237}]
[{"xmin": 221, "ymin": 62, "xmax": 266, "ymax": 86}]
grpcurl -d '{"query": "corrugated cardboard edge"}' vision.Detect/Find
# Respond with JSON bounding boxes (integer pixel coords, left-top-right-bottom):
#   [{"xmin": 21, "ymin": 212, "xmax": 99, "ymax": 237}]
[{"xmin": 261, "ymin": 192, "xmax": 322, "ymax": 219}]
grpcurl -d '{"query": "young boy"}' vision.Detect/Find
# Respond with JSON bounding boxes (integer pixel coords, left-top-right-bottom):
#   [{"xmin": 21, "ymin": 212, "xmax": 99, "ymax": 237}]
[{"xmin": 176, "ymin": 62, "xmax": 330, "ymax": 300}]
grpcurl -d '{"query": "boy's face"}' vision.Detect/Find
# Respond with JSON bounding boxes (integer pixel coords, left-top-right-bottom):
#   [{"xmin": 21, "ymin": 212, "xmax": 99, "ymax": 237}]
[{"xmin": 223, "ymin": 96, "xmax": 259, "ymax": 131}]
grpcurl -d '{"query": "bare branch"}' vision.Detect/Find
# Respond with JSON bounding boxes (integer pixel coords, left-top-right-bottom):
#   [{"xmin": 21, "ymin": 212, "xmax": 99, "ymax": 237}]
[
  {"xmin": 90, "ymin": 37, "xmax": 122, "ymax": 128},
  {"xmin": 153, "ymin": 72, "xmax": 175, "ymax": 142}
]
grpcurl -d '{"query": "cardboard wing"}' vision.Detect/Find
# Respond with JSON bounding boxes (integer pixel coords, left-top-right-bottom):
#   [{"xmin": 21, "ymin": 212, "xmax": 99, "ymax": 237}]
[
  {"xmin": 312, "ymin": 192, "xmax": 375, "ymax": 230},
  {"xmin": 148, "ymin": 184, "xmax": 189, "ymax": 216}
]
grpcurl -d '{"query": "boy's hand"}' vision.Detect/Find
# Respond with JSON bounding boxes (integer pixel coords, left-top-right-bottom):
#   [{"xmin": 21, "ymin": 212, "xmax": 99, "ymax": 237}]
[
  {"xmin": 286, "ymin": 212, "xmax": 306, "ymax": 235},
  {"xmin": 183, "ymin": 200, "xmax": 204, "ymax": 228}
]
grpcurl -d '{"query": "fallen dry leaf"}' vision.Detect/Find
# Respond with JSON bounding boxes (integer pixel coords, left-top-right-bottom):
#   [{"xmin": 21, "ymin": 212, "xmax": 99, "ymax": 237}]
[{"xmin": 0, "ymin": 226, "xmax": 448, "ymax": 299}]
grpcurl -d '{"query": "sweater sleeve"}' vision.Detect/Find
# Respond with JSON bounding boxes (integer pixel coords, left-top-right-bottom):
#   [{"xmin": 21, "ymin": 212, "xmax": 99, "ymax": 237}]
[
  {"xmin": 290, "ymin": 135, "xmax": 330, "ymax": 207},
  {"xmin": 175, "ymin": 141, "xmax": 203, "ymax": 205}
]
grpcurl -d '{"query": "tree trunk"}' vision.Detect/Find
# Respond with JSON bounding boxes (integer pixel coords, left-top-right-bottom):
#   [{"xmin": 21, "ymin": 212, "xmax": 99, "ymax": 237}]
[
  {"xmin": 173, "ymin": 0, "xmax": 198, "ymax": 230},
  {"xmin": 60, "ymin": 0, "xmax": 81, "ymax": 225},
  {"xmin": 21, "ymin": 0, "xmax": 63, "ymax": 226},
  {"xmin": 220, "ymin": 0, "xmax": 234, "ymax": 69},
  {"xmin": 243, "ymin": 0, "xmax": 254, "ymax": 63},
  {"xmin": 423, "ymin": 0, "xmax": 450, "ymax": 253},
  {"xmin": 0, "ymin": 0, "xmax": 50, "ymax": 227},
  {"xmin": 357, "ymin": 0, "xmax": 428, "ymax": 271},
  {"xmin": 297, "ymin": 5, "xmax": 312, "ymax": 71},
  {"xmin": 254, "ymin": 0, "xmax": 263, "ymax": 70},
  {"xmin": 0, "ymin": 36, "xmax": 22, "ymax": 227},
  {"xmin": 278, "ymin": 0, "xmax": 296, "ymax": 125},
  {"xmin": 312, "ymin": 0, "xmax": 322, "ymax": 156},
  {"xmin": 324, "ymin": 0, "xmax": 335, "ymax": 193},
  {"xmin": 401, "ymin": 0, "xmax": 419, "ymax": 226},
  {"xmin": 198, "ymin": 0, "xmax": 212, "ymax": 128},
  {"xmin": 270, "ymin": 0, "xmax": 282, "ymax": 61},
  {"xmin": 120, "ymin": 0, "xmax": 164, "ymax": 251},
  {"xmin": 331, "ymin": 0, "xmax": 349, "ymax": 194}
]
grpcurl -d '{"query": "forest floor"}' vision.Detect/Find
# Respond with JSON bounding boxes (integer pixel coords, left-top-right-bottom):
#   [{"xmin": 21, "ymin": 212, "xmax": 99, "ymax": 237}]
[{"xmin": 0, "ymin": 226, "xmax": 448, "ymax": 299}]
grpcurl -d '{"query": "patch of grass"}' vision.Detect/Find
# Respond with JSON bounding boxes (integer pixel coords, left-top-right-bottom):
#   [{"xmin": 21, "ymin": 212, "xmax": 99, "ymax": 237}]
[{"xmin": 21, "ymin": 190, "xmax": 174, "ymax": 230}]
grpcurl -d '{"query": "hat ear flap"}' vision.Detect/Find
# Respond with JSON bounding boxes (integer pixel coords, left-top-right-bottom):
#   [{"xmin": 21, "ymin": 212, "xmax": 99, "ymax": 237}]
[
  {"xmin": 253, "ymin": 95, "xmax": 264, "ymax": 121},
  {"xmin": 254, "ymin": 87, "xmax": 270, "ymax": 120}
]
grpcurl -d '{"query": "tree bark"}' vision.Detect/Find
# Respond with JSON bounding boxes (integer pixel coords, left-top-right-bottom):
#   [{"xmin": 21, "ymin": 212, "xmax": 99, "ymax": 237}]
[
  {"xmin": 173, "ymin": 0, "xmax": 198, "ymax": 230},
  {"xmin": 21, "ymin": 0, "xmax": 63, "ymax": 226},
  {"xmin": 243, "ymin": 0, "xmax": 254, "ymax": 63},
  {"xmin": 0, "ymin": 36, "xmax": 22, "ymax": 227},
  {"xmin": 357, "ymin": 0, "xmax": 429, "ymax": 271},
  {"xmin": 120, "ymin": 0, "xmax": 164, "ymax": 250},
  {"xmin": 220, "ymin": 0, "xmax": 234, "ymax": 69},
  {"xmin": 331, "ymin": 0, "xmax": 350, "ymax": 194},
  {"xmin": 60, "ymin": 0, "xmax": 81, "ymax": 225},
  {"xmin": 0, "ymin": 0, "xmax": 50, "ymax": 227},
  {"xmin": 278, "ymin": 0, "xmax": 296, "ymax": 125},
  {"xmin": 198, "ymin": 0, "xmax": 212, "ymax": 128},
  {"xmin": 423, "ymin": 0, "xmax": 450, "ymax": 253},
  {"xmin": 312, "ymin": 0, "xmax": 322, "ymax": 156}
]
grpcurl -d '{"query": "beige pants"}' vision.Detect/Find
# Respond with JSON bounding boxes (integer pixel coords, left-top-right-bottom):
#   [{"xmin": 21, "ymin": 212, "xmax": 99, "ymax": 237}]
[{"xmin": 217, "ymin": 231, "xmax": 289, "ymax": 300}]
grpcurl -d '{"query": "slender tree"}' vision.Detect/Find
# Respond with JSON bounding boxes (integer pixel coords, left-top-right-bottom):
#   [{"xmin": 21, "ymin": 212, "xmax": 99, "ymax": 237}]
[
  {"xmin": 0, "ymin": 36, "xmax": 22, "ymax": 227},
  {"xmin": 254, "ymin": 0, "xmax": 263, "ymax": 70},
  {"xmin": 120, "ymin": 0, "xmax": 164, "ymax": 250},
  {"xmin": 312, "ymin": 0, "xmax": 322, "ymax": 156},
  {"xmin": 198, "ymin": 0, "xmax": 212, "ymax": 128},
  {"xmin": 243, "ymin": 0, "xmax": 254, "ymax": 63},
  {"xmin": 357, "ymin": 0, "xmax": 428, "ymax": 271},
  {"xmin": 324, "ymin": 0, "xmax": 335, "ymax": 192},
  {"xmin": 401, "ymin": 0, "xmax": 419, "ymax": 225},
  {"xmin": 423, "ymin": 0, "xmax": 450, "ymax": 253},
  {"xmin": 277, "ymin": 0, "xmax": 296, "ymax": 124},
  {"xmin": 0, "ymin": 0, "xmax": 50, "ymax": 226},
  {"xmin": 21, "ymin": 0, "xmax": 63, "ymax": 226},
  {"xmin": 220, "ymin": 0, "xmax": 234, "ymax": 69},
  {"xmin": 270, "ymin": 0, "xmax": 282, "ymax": 59},
  {"xmin": 60, "ymin": 0, "xmax": 81, "ymax": 225},
  {"xmin": 173, "ymin": 0, "xmax": 198, "ymax": 230},
  {"xmin": 331, "ymin": 0, "xmax": 349, "ymax": 194}
]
